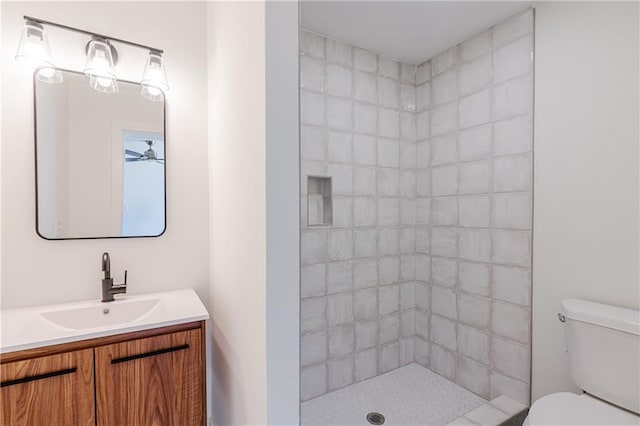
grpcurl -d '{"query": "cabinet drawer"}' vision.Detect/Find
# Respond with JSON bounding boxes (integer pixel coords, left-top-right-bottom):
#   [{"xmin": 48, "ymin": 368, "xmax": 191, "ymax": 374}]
[
  {"xmin": 95, "ymin": 327, "xmax": 204, "ymax": 426},
  {"xmin": 0, "ymin": 348, "xmax": 94, "ymax": 426}
]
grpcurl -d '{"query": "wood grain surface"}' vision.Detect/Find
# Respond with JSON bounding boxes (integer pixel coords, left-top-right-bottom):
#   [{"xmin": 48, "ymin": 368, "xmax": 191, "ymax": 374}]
[
  {"xmin": 94, "ymin": 328, "xmax": 204, "ymax": 426},
  {"xmin": 0, "ymin": 348, "xmax": 95, "ymax": 426}
]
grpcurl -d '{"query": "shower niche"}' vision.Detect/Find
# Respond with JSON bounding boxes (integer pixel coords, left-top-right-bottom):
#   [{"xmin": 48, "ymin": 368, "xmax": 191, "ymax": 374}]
[{"xmin": 307, "ymin": 176, "xmax": 333, "ymax": 226}]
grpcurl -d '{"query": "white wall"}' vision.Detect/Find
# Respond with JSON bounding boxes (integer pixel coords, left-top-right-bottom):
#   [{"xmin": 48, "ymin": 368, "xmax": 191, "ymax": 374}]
[
  {"xmin": 207, "ymin": 2, "xmax": 267, "ymax": 425},
  {"xmin": 265, "ymin": 1, "xmax": 300, "ymax": 424},
  {"xmin": 207, "ymin": 2, "xmax": 301, "ymax": 423},
  {"xmin": 532, "ymin": 1, "xmax": 639, "ymax": 400},
  {"xmin": 1, "ymin": 2, "xmax": 210, "ymax": 311}
]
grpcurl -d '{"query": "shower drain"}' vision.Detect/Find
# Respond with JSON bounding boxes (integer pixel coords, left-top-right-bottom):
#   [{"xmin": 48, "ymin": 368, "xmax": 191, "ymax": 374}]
[{"xmin": 366, "ymin": 412, "xmax": 385, "ymax": 425}]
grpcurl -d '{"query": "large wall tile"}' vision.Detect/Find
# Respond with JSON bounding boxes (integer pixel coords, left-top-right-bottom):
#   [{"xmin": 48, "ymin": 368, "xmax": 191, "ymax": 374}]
[
  {"xmin": 355, "ymin": 348, "xmax": 378, "ymax": 381},
  {"xmin": 327, "ymin": 261, "xmax": 353, "ymax": 294},
  {"xmin": 491, "ymin": 301, "xmax": 530, "ymax": 343},
  {"xmin": 458, "ymin": 124, "xmax": 492, "ymax": 161},
  {"xmin": 493, "ymin": 36, "xmax": 533, "ymax": 84},
  {"xmin": 459, "ymin": 30, "xmax": 491, "ymax": 63},
  {"xmin": 493, "ymin": 114, "xmax": 532, "ymax": 156},
  {"xmin": 431, "ymin": 134, "xmax": 458, "ymax": 166},
  {"xmin": 432, "ymin": 70, "xmax": 458, "ymax": 106},
  {"xmin": 457, "ymin": 355, "xmax": 490, "ymax": 398},
  {"xmin": 301, "ymin": 31, "xmax": 325, "ymax": 58},
  {"xmin": 329, "ymin": 324, "xmax": 355, "ymax": 357},
  {"xmin": 492, "ymin": 75, "xmax": 533, "ymax": 121},
  {"xmin": 492, "ymin": 230, "xmax": 531, "ymax": 267},
  {"xmin": 459, "ymin": 195, "xmax": 490, "ymax": 228},
  {"xmin": 492, "ymin": 193, "xmax": 532, "ymax": 229},
  {"xmin": 432, "ymin": 196, "xmax": 459, "ymax": 226},
  {"xmin": 491, "ymin": 336, "xmax": 530, "ymax": 382},
  {"xmin": 301, "ymin": 331, "xmax": 327, "ymax": 366},
  {"xmin": 327, "ymin": 293, "xmax": 354, "ymax": 326},
  {"xmin": 459, "ymin": 160, "xmax": 491, "ymax": 194},
  {"xmin": 430, "ymin": 314, "xmax": 457, "ymax": 350},
  {"xmin": 432, "ymin": 165, "xmax": 458, "ymax": 196},
  {"xmin": 459, "ymin": 54, "xmax": 492, "ymax": 96},
  {"xmin": 493, "ymin": 154, "xmax": 532, "ymax": 192},
  {"xmin": 458, "ymin": 293, "xmax": 490, "ymax": 329},
  {"xmin": 354, "ymin": 48, "xmax": 377, "ymax": 72},
  {"xmin": 492, "ymin": 265, "xmax": 531, "ymax": 306},
  {"xmin": 326, "ymin": 39, "xmax": 352, "ymax": 66},
  {"xmin": 301, "ymin": 364, "xmax": 327, "ymax": 400},
  {"xmin": 431, "ymin": 344, "xmax": 457, "ymax": 380},
  {"xmin": 458, "ymin": 261, "xmax": 490, "ymax": 297},
  {"xmin": 459, "ymin": 229, "xmax": 491, "ymax": 262},
  {"xmin": 431, "ymin": 286, "xmax": 458, "ymax": 319},
  {"xmin": 328, "ymin": 356, "xmax": 354, "ymax": 391},
  {"xmin": 459, "ymin": 89, "xmax": 491, "ymax": 129},
  {"xmin": 431, "ymin": 227, "xmax": 458, "ymax": 257},
  {"xmin": 354, "ymin": 70, "xmax": 377, "ymax": 103},
  {"xmin": 458, "ymin": 325, "xmax": 490, "ymax": 364},
  {"xmin": 354, "ymin": 288, "xmax": 378, "ymax": 320},
  {"xmin": 379, "ymin": 341, "xmax": 400, "ymax": 372},
  {"xmin": 492, "ymin": 10, "xmax": 533, "ymax": 48},
  {"xmin": 327, "ymin": 64, "xmax": 353, "ymax": 97},
  {"xmin": 431, "ymin": 257, "xmax": 458, "ymax": 287}
]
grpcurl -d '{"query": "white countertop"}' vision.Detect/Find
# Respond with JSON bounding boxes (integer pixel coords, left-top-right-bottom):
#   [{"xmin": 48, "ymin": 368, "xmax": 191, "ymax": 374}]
[{"xmin": 0, "ymin": 289, "xmax": 209, "ymax": 354}]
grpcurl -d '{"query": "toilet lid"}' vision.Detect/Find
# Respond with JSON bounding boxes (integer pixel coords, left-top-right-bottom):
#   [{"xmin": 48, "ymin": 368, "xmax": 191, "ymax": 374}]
[{"xmin": 528, "ymin": 392, "xmax": 640, "ymax": 425}]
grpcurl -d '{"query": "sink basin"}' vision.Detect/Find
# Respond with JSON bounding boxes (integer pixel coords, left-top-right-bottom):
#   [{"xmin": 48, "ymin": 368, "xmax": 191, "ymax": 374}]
[
  {"xmin": 1, "ymin": 289, "xmax": 209, "ymax": 354},
  {"xmin": 41, "ymin": 298, "xmax": 162, "ymax": 331}
]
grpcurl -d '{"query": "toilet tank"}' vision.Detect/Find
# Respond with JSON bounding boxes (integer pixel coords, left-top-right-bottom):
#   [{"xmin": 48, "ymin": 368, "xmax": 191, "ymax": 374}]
[{"xmin": 561, "ymin": 298, "xmax": 640, "ymax": 414}]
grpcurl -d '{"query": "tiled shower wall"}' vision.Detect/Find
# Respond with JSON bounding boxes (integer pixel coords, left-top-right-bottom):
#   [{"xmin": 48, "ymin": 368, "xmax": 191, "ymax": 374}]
[
  {"xmin": 300, "ymin": 30, "xmax": 420, "ymax": 401},
  {"xmin": 414, "ymin": 10, "xmax": 534, "ymax": 405},
  {"xmin": 300, "ymin": 9, "xmax": 533, "ymax": 405}
]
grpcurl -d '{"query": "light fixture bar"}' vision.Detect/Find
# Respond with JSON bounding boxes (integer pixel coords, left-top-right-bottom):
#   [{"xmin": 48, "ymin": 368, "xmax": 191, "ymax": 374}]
[{"xmin": 23, "ymin": 15, "xmax": 163, "ymax": 54}]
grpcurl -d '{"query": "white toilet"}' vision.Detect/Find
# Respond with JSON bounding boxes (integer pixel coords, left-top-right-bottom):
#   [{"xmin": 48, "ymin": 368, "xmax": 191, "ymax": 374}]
[{"xmin": 525, "ymin": 298, "xmax": 640, "ymax": 425}]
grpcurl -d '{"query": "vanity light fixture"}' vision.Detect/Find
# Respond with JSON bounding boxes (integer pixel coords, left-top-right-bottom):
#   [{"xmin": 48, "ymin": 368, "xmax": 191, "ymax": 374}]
[
  {"xmin": 140, "ymin": 51, "xmax": 169, "ymax": 102},
  {"xmin": 16, "ymin": 16, "xmax": 169, "ymax": 99},
  {"xmin": 84, "ymin": 37, "xmax": 119, "ymax": 94},
  {"xmin": 15, "ymin": 20, "xmax": 63, "ymax": 83}
]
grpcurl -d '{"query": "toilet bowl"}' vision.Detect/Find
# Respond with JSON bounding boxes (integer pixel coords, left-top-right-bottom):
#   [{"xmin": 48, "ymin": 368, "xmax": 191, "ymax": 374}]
[
  {"xmin": 524, "ymin": 299, "xmax": 640, "ymax": 425},
  {"xmin": 524, "ymin": 392, "xmax": 639, "ymax": 426}
]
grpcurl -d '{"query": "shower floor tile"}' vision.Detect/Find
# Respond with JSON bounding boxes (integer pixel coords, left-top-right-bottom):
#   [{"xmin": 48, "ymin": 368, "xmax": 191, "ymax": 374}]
[{"xmin": 301, "ymin": 363, "xmax": 487, "ymax": 426}]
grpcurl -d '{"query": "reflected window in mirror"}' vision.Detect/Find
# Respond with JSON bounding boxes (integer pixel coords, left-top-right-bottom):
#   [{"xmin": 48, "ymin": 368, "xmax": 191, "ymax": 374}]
[{"xmin": 122, "ymin": 131, "xmax": 165, "ymax": 237}]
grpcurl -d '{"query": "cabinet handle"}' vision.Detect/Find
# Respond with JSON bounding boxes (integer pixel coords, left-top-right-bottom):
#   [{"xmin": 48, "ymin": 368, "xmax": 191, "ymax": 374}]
[
  {"xmin": 111, "ymin": 344, "xmax": 189, "ymax": 364},
  {"xmin": 0, "ymin": 367, "xmax": 77, "ymax": 388}
]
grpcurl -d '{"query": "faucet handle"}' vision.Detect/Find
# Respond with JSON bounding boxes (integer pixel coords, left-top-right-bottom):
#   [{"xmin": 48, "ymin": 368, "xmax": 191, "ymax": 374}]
[{"xmin": 118, "ymin": 270, "xmax": 128, "ymax": 288}]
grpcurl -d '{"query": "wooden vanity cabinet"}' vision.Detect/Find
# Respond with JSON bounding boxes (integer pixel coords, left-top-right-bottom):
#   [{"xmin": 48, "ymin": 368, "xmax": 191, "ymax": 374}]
[
  {"xmin": 0, "ymin": 348, "xmax": 95, "ymax": 426},
  {"xmin": 95, "ymin": 328, "xmax": 203, "ymax": 425},
  {"xmin": 0, "ymin": 321, "xmax": 205, "ymax": 426}
]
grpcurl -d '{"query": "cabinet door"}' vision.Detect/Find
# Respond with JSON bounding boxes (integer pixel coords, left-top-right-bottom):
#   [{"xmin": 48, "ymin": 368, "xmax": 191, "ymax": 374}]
[
  {"xmin": 95, "ymin": 328, "xmax": 204, "ymax": 426},
  {"xmin": 0, "ymin": 348, "xmax": 95, "ymax": 426}
]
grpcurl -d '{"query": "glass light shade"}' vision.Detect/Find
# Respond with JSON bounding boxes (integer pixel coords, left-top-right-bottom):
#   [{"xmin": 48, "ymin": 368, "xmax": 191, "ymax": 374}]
[
  {"xmin": 88, "ymin": 75, "xmax": 119, "ymax": 94},
  {"xmin": 140, "ymin": 51, "xmax": 169, "ymax": 101},
  {"xmin": 15, "ymin": 21, "xmax": 54, "ymax": 68},
  {"xmin": 84, "ymin": 37, "xmax": 118, "ymax": 93}
]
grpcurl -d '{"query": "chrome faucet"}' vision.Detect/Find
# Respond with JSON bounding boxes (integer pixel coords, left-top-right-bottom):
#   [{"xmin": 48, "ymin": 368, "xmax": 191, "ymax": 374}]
[{"xmin": 101, "ymin": 252, "xmax": 127, "ymax": 302}]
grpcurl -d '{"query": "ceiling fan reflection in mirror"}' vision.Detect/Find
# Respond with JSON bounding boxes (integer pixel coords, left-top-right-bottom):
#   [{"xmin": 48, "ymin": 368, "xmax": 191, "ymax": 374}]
[{"xmin": 125, "ymin": 139, "xmax": 164, "ymax": 164}]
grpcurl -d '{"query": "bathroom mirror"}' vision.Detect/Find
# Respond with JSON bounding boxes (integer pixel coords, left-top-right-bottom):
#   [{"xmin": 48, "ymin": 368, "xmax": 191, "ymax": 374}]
[{"xmin": 34, "ymin": 69, "xmax": 166, "ymax": 240}]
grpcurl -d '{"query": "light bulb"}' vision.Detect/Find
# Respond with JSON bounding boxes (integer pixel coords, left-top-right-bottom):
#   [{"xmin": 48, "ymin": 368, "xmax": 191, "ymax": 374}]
[
  {"xmin": 96, "ymin": 76, "xmax": 112, "ymax": 88},
  {"xmin": 146, "ymin": 86, "xmax": 161, "ymax": 96},
  {"xmin": 38, "ymin": 67, "xmax": 55, "ymax": 78},
  {"xmin": 24, "ymin": 40, "xmax": 45, "ymax": 59}
]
